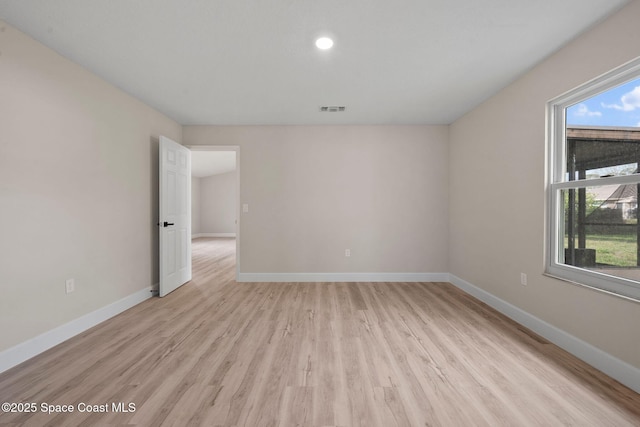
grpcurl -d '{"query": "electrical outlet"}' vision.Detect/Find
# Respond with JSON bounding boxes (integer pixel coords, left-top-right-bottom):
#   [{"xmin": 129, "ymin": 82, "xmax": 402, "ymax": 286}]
[
  {"xmin": 65, "ymin": 279, "xmax": 75, "ymax": 294},
  {"xmin": 345, "ymin": 249, "xmax": 351, "ymax": 257},
  {"xmin": 520, "ymin": 273, "xmax": 527, "ymax": 286}
]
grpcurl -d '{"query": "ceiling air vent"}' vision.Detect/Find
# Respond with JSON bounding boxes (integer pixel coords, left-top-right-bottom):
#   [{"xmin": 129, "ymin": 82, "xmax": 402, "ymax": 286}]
[{"xmin": 319, "ymin": 106, "xmax": 346, "ymax": 112}]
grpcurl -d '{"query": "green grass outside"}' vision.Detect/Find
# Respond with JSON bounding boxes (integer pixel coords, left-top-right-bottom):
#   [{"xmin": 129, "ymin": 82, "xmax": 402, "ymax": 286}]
[{"xmin": 567, "ymin": 234, "xmax": 637, "ymax": 267}]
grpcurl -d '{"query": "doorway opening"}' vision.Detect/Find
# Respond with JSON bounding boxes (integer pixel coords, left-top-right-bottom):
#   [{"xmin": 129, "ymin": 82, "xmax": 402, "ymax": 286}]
[{"xmin": 189, "ymin": 146, "xmax": 240, "ymax": 282}]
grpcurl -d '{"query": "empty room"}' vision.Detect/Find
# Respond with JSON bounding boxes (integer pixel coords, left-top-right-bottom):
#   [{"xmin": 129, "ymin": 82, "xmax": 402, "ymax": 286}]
[{"xmin": 1, "ymin": 1, "xmax": 640, "ymax": 426}]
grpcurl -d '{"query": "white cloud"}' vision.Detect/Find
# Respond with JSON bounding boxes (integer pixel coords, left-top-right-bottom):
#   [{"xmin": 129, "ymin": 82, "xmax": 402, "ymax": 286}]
[
  {"xmin": 573, "ymin": 103, "xmax": 601, "ymax": 117},
  {"xmin": 601, "ymin": 85, "xmax": 640, "ymax": 111}
]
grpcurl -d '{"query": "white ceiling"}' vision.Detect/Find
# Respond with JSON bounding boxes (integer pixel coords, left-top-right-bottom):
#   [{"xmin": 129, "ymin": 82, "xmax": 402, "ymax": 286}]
[
  {"xmin": 0, "ymin": 0, "xmax": 630, "ymax": 125},
  {"xmin": 191, "ymin": 151, "xmax": 236, "ymax": 178}
]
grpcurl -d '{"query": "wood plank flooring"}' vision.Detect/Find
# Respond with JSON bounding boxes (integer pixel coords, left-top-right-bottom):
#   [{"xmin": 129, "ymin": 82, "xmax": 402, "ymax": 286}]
[{"xmin": 1, "ymin": 237, "xmax": 639, "ymax": 426}]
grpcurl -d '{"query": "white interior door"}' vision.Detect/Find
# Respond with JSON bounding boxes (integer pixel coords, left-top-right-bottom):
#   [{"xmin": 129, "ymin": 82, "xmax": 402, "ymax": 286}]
[{"xmin": 159, "ymin": 136, "xmax": 191, "ymax": 297}]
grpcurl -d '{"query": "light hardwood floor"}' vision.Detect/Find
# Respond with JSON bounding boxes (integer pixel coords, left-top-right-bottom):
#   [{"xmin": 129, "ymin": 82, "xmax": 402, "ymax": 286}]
[{"xmin": 1, "ymin": 237, "xmax": 639, "ymax": 426}]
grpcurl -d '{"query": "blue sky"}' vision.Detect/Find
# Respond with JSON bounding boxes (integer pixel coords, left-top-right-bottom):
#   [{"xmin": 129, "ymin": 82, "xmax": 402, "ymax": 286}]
[{"xmin": 566, "ymin": 77, "xmax": 640, "ymax": 127}]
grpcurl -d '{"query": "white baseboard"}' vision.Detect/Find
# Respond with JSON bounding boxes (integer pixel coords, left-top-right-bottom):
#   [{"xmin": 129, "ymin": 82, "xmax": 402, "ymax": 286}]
[
  {"xmin": 449, "ymin": 274, "xmax": 640, "ymax": 394},
  {"xmin": 238, "ymin": 272, "xmax": 450, "ymax": 282},
  {"xmin": 0, "ymin": 287, "xmax": 153, "ymax": 374},
  {"xmin": 192, "ymin": 233, "xmax": 236, "ymax": 239}
]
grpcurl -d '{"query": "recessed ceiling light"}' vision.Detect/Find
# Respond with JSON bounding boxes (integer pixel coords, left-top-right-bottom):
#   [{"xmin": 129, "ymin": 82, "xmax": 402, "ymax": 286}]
[{"xmin": 315, "ymin": 37, "xmax": 334, "ymax": 50}]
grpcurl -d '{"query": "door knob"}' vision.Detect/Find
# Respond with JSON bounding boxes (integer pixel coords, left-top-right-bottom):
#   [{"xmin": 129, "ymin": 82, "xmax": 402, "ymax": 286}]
[{"xmin": 163, "ymin": 221, "xmax": 175, "ymax": 227}]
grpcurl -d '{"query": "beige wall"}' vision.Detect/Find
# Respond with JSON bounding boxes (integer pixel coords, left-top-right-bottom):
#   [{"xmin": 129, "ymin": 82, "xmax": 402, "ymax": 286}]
[
  {"xmin": 191, "ymin": 177, "xmax": 201, "ymax": 236},
  {"xmin": 449, "ymin": 0, "xmax": 640, "ymax": 369},
  {"xmin": 0, "ymin": 21, "xmax": 182, "ymax": 352},
  {"xmin": 200, "ymin": 171, "xmax": 237, "ymax": 234},
  {"xmin": 184, "ymin": 125, "xmax": 449, "ymax": 273}
]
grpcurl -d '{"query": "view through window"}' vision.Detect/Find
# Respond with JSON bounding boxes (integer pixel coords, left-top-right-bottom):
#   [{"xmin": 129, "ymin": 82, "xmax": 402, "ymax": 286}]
[{"xmin": 548, "ymin": 59, "xmax": 640, "ymax": 300}]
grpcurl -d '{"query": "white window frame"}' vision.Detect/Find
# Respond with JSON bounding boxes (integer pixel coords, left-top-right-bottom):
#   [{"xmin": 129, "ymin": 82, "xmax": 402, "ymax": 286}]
[{"xmin": 546, "ymin": 56, "xmax": 640, "ymax": 301}]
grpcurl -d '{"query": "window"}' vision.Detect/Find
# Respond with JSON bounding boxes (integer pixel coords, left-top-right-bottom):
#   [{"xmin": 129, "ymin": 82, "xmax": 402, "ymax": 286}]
[{"xmin": 547, "ymin": 57, "xmax": 640, "ymax": 301}]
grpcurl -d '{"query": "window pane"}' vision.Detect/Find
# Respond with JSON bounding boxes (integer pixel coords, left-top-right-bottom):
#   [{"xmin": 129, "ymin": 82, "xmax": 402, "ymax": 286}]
[
  {"xmin": 562, "ymin": 185, "xmax": 640, "ymax": 282},
  {"xmin": 565, "ymin": 77, "xmax": 640, "ymax": 181},
  {"xmin": 564, "ymin": 131, "xmax": 640, "ymax": 181}
]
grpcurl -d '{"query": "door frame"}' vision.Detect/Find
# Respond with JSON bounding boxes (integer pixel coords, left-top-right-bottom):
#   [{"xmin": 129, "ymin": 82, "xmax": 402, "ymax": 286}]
[{"xmin": 189, "ymin": 145, "xmax": 240, "ymax": 282}]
